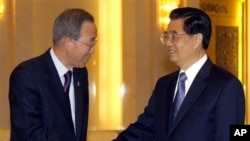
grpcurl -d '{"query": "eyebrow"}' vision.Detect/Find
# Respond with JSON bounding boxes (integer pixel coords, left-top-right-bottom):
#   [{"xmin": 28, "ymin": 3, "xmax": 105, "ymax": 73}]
[{"xmin": 164, "ymin": 30, "xmax": 178, "ymax": 34}]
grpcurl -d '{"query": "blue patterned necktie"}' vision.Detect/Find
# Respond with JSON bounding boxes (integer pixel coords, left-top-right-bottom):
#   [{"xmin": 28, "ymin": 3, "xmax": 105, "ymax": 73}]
[
  {"xmin": 173, "ymin": 72, "xmax": 187, "ymax": 118},
  {"xmin": 63, "ymin": 70, "xmax": 72, "ymax": 94}
]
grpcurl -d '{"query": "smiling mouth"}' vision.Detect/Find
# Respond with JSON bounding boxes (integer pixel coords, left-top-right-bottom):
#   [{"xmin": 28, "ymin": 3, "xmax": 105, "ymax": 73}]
[{"xmin": 168, "ymin": 50, "xmax": 176, "ymax": 54}]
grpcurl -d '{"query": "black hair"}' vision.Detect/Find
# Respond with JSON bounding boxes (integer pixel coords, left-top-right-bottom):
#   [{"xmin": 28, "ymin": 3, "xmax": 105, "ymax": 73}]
[{"xmin": 169, "ymin": 7, "xmax": 212, "ymax": 49}]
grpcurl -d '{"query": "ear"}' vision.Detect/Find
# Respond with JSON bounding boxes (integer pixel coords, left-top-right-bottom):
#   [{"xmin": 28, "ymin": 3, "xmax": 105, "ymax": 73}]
[
  {"xmin": 62, "ymin": 37, "xmax": 72, "ymax": 47},
  {"xmin": 194, "ymin": 33, "xmax": 203, "ymax": 49}
]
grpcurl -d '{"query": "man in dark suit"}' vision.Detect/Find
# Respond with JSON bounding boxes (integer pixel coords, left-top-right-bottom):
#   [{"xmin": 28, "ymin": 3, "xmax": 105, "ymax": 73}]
[
  {"xmin": 9, "ymin": 8, "xmax": 97, "ymax": 141},
  {"xmin": 113, "ymin": 7, "xmax": 245, "ymax": 141}
]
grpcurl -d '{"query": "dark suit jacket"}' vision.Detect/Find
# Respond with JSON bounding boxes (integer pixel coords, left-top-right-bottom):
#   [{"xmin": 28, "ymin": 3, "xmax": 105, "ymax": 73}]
[
  {"xmin": 9, "ymin": 49, "xmax": 89, "ymax": 141},
  {"xmin": 113, "ymin": 58, "xmax": 245, "ymax": 141}
]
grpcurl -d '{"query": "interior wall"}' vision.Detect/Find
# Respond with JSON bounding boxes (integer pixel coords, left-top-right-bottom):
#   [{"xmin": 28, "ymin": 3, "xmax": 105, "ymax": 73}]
[
  {"xmin": 0, "ymin": 0, "xmax": 100, "ymax": 129},
  {"xmin": 0, "ymin": 0, "xmax": 211, "ymax": 130},
  {"xmin": 246, "ymin": 0, "xmax": 250, "ymax": 124},
  {"xmin": 0, "ymin": 0, "xmax": 9, "ymax": 129}
]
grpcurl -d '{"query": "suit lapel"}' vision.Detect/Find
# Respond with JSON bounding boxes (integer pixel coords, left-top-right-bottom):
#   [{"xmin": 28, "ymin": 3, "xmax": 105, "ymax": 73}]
[
  {"xmin": 44, "ymin": 50, "xmax": 75, "ymax": 132},
  {"xmin": 73, "ymin": 68, "xmax": 89, "ymax": 141},
  {"xmin": 73, "ymin": 70, "xmax": 83, "ymax": 140},
  {"xmin": 167, "ymin": 59, "xmax": 213, "ymax": 136},
  {"xmin": 156, "ymin": 73, "xmax": 178, "ymax": 137},
  {"xmin": 165, "ymin": 72, "xmax": 179, "ymax": 130},
  {"xmin": 48, "ymin": 70, "xmax": 74, "ymax": 126}
]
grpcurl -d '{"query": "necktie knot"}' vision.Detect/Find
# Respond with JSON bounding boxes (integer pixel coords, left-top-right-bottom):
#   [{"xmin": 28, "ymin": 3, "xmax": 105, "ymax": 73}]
[
  {"xmin": 179, "ymin": 72, "xmax": 187, "ymax": 82},
  {"xmin": 63, "ymin": 70, "xmax": 72, "ymax": 94}
]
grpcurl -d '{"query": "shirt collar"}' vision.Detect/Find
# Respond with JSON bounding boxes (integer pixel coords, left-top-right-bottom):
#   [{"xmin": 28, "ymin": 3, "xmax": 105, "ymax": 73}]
[
  {"xmin": 50, "ymin": 48, "xmax": 71, "ymax": 77},
  {"xmin": 181, "ymin": 54, "xmax": 208, "ymax": 82}
]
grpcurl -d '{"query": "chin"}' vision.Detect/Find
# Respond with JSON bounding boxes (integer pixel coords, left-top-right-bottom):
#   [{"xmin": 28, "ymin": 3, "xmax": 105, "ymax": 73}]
[
  {"xmin": 74, "ymin": 64, "xmax": 85, "ymax": 68},
  {"xmin": 169, "ymin": 58, "xmax": 177, "ymax": 63},
  {"xmin": 78, "ymin": 65, "xmax": 86, "ymax": 68},
  {"xmin": 80, "ymin": 63, "xmax": 87, "ymax": 68}
]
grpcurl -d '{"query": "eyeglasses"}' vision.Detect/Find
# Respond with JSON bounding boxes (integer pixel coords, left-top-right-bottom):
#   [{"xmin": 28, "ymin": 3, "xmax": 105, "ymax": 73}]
[
  {"xmin": 74, "ymin": 39, "xmax": 97, "ymax": 48},
  {"xmin": 160, "ymin": 32, "xmax": 189, "ymax": 44}
]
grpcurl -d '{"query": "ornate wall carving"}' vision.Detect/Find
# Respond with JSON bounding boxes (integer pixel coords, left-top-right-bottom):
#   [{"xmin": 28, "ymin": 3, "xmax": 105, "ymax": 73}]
[{"xmin": 215, "ymin": 26, "xmax": 238, "ymax": 76}]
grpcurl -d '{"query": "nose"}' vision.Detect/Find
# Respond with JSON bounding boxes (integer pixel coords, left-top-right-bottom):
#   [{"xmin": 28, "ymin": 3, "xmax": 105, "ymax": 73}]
[{"xmin": 165, "ymin": 38, "xmax": 173, "ymax": 47}]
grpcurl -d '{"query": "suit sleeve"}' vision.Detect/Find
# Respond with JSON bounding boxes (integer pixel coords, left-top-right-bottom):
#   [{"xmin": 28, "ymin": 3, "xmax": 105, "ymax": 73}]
[
  {"xmin": 215, "ymin": 78, "xmax": 245, "ymax": 141},
  {"xmin": 9, "ymin": 67, "xmax": 69, "ymax": 141},
  {"xmin": 112, "ymin": 90, "xmax": 157, "ymax": 141}
]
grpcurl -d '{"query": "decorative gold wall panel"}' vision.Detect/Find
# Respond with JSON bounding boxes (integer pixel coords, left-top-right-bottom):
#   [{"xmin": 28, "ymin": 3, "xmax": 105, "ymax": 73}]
[
  {"xmin": 200, "ymin": 0, "xmax": 243, "ymax": 80},
  {"xmin": 215, "ymin": 26, "xmax": 238, "ymax": 77}
]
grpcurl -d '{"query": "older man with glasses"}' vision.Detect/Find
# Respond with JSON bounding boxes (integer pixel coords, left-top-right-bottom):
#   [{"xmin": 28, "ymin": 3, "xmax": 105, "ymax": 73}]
[
  {"xmin": 9, "ymin": 8, "xmax": 97, "ymax": 141},
  {"xmin": 113, "ymin": 7, "xmax": 245, "ymax": 141}
]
